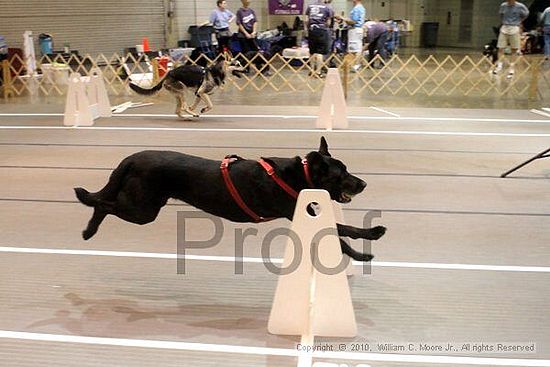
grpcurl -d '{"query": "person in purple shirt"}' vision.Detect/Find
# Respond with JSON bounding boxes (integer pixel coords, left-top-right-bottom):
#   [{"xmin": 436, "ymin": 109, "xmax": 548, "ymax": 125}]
[
  {"xmin": 236, "ymin": 0, "xmax": 258, "ymax": 53},
  {"xmin": 305, "ymin": 0, "xmax": 334, "ymax": 77},
  {"xmin": 364, "ymin": 21, "xmax": 389, "ymax": 67}
]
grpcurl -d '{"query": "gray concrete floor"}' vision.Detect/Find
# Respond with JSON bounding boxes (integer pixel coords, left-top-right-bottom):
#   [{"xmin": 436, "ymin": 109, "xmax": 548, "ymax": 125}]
[{"xmin": 0, "ymin": 102, "xmax": 549, "ymax": 367}]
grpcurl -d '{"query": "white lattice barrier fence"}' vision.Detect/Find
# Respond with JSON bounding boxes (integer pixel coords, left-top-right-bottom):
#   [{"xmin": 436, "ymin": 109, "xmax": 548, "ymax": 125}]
[{"xmin": 1, "ymin": 53, "xmax": 547, "ymax": 101}]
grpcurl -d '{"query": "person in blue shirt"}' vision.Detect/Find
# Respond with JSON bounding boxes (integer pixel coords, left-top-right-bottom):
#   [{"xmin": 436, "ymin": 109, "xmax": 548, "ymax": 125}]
[
  {"xmin": 205, "ymin": 0, "xmax": 236, "ymax": 54},
  {"xmin": 336, "ymin": 0, "xmax": 365, "ymax": 71},
  {"xmin": 493, "ymin": 0, "xmax": 529, "ymax": 78},
  {"xmin": 541, "ymin": 6, "xmax": 550, "ymax": 61}
]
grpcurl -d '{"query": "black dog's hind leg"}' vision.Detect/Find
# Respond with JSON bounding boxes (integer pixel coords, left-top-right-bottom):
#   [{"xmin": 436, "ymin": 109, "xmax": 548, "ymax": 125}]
[
  {"xmin": 340, "ymin": 238, "xmax": 374, "ymax": 262},
  {"xmin": 82, "ymin": 208, "xmax": 107, "ymax": 240},
  {"xmin": 337, "ymin": 223, "xmax": 386, "ymax": 241}
]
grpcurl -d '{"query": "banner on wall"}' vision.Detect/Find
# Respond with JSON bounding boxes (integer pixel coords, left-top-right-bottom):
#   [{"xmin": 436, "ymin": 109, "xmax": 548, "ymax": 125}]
[{"xmin": 268, "ymin": 0, "xmax": 304, "ymax": 15}]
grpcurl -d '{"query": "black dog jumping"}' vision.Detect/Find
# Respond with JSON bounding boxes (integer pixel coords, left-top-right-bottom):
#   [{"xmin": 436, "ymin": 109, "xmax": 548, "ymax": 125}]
[{"xmin": 75, "ymin": 137, "xmax": 386, "ymax": 261}]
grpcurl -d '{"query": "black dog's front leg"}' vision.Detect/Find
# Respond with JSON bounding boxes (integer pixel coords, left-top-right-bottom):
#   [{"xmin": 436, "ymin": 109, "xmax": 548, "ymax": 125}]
[
  {"xmin": 337, "ymin": 223, "xmax": 386, "ymax": 241},
  {"xmin": 340, "ymin": 238, "xmax": 374, "ymax": 262}
]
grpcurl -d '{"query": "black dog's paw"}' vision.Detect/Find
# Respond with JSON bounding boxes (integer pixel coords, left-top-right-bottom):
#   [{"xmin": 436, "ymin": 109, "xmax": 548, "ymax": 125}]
[
  {"xmin": 369, "ymin": 226, "xmax": 387, "ymax": 240},
  {"xmin": 359, "ymin": 254, "xmax": 374, "ymax": 262},
  {"xmin": 82, "ymin": 229, "xmax": 94, "ymax": 241}
]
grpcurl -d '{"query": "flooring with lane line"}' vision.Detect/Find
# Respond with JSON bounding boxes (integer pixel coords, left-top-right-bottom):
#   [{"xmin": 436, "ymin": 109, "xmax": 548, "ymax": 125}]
[{"xmin": 0, "ymin": 106, "xmax": 549, "ymax": 367}]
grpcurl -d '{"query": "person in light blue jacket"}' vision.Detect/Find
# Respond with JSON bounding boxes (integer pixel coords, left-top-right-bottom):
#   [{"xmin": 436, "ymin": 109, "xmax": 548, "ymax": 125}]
[
  {"xmin": 541, "ymin": 6, "xmax": 550, "ymax": 60},
  {"xmin": 204, "ymin": 0, "xmax": 236, "ymax": 54},
  {"xmin": 335, "ymin": 0, "xmax": 365, "ymax": 71}
]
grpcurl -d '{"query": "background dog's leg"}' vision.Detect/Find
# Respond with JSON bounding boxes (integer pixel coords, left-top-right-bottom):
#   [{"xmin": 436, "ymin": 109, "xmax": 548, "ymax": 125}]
[
  {"xmin": 175, "ymin": 96, "xmax": 183, "ymax": 117},
  {"xmin": 188, "ymin": 94, "xmax": 202, "ymax": 115},
  {"xmin": 337, "ymin": 223, "xmax": 386, "ymax": 240},
  {"xmin": 82, "ymin": 209, "xmax": 107, "ymax": 240},
  {"xmin": 340, "ymin": 238, "xmax": 374, "ymax": 262},
  {"xmin": 200, "ymin": 94, "xmax": 213, "ymax": 114},
  {"xmin": 179, "ymin": 94, "xmax": 198, "ymax": 117}
]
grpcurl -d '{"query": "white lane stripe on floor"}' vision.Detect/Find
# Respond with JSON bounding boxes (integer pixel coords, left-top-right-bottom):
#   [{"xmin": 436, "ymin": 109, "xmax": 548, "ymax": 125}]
[
  {"xmin": 369, "ymin": 106, "xmax": 401, "ymax": 118},
  {"xmin": 0, "ymin": 112, "xmax": 549, "ymax": 123},
  {"xmin": 0, "ymin": 126, "xmax": 548, "ymax": 137},
  {"xmin": 0, "ymin": 331, "xmax": 549, "ymax": 366},
  {"xmin": 1, "ymin": 247, "xmax": 549, "ymax": 273},
  {"xmin": 530, "ymin": 109, "xmax": 550, "ymax": 119}
]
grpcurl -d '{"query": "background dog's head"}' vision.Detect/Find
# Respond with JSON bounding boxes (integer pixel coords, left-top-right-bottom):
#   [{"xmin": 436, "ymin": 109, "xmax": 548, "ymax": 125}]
[
  {"xmin": 218, "ymin": 56, "xmax": 247, "ymax": 78},
  {"xmin": 306, "ymin": 137, "xmax": 367, "ymax": 203},
  {"xmin": 207, "ymin": 58, "xmax": 246, "ymax": 86}
]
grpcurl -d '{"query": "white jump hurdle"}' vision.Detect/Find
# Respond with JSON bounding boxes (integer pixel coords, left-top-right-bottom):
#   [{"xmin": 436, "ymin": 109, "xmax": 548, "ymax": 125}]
[
  {"xmin": 317, "ymin": 68, "xmax": 349, "ymax": 130},
  {"xmin": 64, "ymin": 69, "xmax": 111, "ymax": 127},
  {"xmin": 268, "ymin": 190, "xmax": 357, "ymax": 367}
]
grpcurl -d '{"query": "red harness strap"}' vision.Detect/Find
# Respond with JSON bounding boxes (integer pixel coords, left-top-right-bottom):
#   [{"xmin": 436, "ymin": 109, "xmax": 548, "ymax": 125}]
[
  {"xmin": 221, "ymin": 157, "xmax": 265, "ymax": 223},
  {"xmin": 258, "ymin": 159, "xmax": 299, "ymax": 199},
  {"xmin": 221, "ymin": 156, "xmax": 315, "ymax": 223},
  {"xmin": 301, "ymin": 158, "xmax": 315, "ymax": 189}
]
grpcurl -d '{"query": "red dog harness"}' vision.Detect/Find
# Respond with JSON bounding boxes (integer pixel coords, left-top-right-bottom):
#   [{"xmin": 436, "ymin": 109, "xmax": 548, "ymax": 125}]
[{"xmin": 220, "ymin": 156, "xmax": 315, "ymax": 222}]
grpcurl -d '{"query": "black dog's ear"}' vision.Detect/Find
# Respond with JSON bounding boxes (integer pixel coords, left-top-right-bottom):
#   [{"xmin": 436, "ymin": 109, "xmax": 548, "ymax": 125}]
[
  {"xmin": 319, "ymin": 136, "xmax": 331, "ymax": 157},
  {"xmin": 307, "ymin": 151, "xmax": 328, "ymax": 176}
]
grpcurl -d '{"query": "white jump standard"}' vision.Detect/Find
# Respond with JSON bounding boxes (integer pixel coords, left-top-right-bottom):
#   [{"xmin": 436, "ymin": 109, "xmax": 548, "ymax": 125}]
[{"xmin": 63, "ymin": 68, "xmax": 111, "ymax": 127}]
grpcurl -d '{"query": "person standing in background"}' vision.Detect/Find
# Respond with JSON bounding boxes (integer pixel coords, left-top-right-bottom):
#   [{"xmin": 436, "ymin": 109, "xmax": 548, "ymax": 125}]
[
  {"xmin": 323, "ymin": 0, "xmax": 336, "ymax": 58},
  {"xmin": 336, "ymin": 0, "xmax": 366, "ymax": 71},
  {"xmin": 493, "ymin": 0, "xmax": 529, "ymax": 78},
  {"xmin": 205, "ymin": 0, "xmax": 236, "ymax": 55},
  {"xmin": 541, "ymin": 6, "xmax": 550, "ymax": 61},
  {"xmin": 305, "ymin": 0, "xmax": 334, "ymax": 77},
  {"xmin": 236, "ymin": 0, "xmax": 258, "ymax": 54}
]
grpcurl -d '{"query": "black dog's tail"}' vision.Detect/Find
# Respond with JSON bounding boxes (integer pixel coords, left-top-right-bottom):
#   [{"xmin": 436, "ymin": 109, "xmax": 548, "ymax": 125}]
[
  {"xmin": 74, "ymin": 187, "xmax": 96, "ymax": 207},
  {"xmin": 129, "ymin": 78, "xmax": 166, "ymax": 96},
  {"xmin": 74, "ymin": 158, "xmax": 133, "ymax": 208}
]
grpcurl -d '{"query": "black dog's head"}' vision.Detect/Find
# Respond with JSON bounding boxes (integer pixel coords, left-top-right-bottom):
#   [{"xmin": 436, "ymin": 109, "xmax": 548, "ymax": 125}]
[{"xmin": 306, "ymin": 137, "xmax": 367, "ymax": 203}]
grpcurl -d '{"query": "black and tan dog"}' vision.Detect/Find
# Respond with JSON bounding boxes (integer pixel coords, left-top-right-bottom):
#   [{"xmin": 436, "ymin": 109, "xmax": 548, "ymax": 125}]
[
  {"xmin": 129, "ymin": 58, "xmax": 246, "ymax": 118},
  {"xmin": 75, "ymin": 138, "xmax": 386, "ymax": 261}
]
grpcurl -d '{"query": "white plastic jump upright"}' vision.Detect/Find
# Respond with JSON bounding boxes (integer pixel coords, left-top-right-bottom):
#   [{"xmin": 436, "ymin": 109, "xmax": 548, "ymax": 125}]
[
  {"xmin": 63, "ymin": 68, "xmax": 111, "ymax": 126},
  {"xmin": 316, "ymin": 68, "xmax": 349, "ymax": 130},
  {"xmin": 268, "ymin": 190, "xmax": 357, "ymax": 366}
]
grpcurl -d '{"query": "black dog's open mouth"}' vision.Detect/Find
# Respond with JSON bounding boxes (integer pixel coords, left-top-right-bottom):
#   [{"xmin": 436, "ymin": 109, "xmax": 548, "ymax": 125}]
[{"xmin": 338, "ymin": 192, "xmax": 356, "ymax": 203}]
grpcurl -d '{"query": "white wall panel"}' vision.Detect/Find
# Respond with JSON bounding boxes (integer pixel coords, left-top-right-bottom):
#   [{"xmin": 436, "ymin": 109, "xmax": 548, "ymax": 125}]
[{"xmin": 0, "ymin": 0, "xmax": 165, "ymax": 55}]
